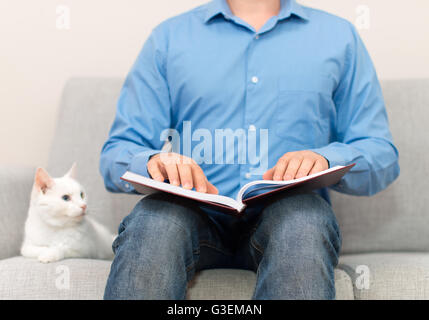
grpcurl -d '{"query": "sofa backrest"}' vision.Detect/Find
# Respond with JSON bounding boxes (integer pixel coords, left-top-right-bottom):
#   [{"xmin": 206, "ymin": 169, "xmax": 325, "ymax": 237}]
[
  {"xmin": 47, "ymin": 78, "xmax": 141, "ymax": 234},
  {"xmin": 47, "ymin": 77, "xmax": 429, "ymax": 253}
]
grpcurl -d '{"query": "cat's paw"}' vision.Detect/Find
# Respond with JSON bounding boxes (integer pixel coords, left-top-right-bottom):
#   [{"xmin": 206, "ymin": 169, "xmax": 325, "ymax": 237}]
[{"xmin": 38, "ymin": 249, "xmax": 63, "ymax": 263}]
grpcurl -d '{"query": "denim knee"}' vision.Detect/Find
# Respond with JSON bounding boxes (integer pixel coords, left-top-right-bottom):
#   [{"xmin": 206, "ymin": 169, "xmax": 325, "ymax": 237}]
[
  {"xmin": 105, "ymin": 195, "xmax": 205, "ymax": 300},
  {"xmin": 252, "ymin": 193, "xmax": 341, "ymax": 260},
  {"xmin": 112, "ymin": 194, "xmax": 202, "ymax": 263},
  {"xmin": 128, "ymin": 193, "xmax": 204, "ymax": 227}
]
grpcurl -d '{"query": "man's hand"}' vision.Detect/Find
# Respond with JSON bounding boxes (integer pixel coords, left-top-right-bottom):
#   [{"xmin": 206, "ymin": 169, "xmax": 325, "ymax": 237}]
[
  {"xmin": 147, "ymin": 152, "xmax": 218, "ymax": 194},
  {"xmin": 263, "ymin": 150, "xmax": 329, "ymax": 181}
]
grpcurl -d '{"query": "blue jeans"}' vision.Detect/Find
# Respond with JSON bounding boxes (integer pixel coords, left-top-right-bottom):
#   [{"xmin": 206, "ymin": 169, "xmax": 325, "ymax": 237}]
[{"xmin": 104, "ymin": 192, "xmax": 341, "ymax": 300}]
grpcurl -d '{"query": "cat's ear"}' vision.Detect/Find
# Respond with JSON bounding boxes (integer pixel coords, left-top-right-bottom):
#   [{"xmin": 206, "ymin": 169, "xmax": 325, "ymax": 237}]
[
  {"xmin": 65, "ymin": 162, "xmax": 77, "ymax": 179},
  {"xmin": 34, "ymin": 167, "xmax": 54, "ymax": 194}
]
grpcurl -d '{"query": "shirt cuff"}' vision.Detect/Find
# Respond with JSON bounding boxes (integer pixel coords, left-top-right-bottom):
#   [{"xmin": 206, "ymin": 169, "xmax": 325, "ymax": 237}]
[
  {"xmin": 310, "ymin": 144, "xmax": 347, "ymax": 169},
  {"xmin": 310, "ymin": 144, "xmax": 350, "ymax": 191},
  {"xmin": 128, "ymin": 149, "xmax": 161, "ymax": 178}
]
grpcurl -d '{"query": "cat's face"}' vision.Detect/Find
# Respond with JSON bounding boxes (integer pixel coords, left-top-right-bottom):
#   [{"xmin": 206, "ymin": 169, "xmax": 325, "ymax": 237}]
[{"xmin": 31, "ymin": 163, "xmax": 88, "ymax": 227}]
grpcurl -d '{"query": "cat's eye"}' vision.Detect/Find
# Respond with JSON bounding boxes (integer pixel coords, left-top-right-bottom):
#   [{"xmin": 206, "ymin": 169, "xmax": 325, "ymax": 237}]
[
  {"xmin": 62, "ymin": 195, "xmax": 71, "ymax": 201},
  {"xmin": 80, "ymin": 192, "xmax": 85, "ymax": 199}
]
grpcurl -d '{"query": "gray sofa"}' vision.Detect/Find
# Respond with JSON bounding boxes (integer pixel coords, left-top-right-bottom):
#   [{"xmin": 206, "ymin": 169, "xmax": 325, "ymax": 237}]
[{"xmin": 0, "ymin": 78, "xmax": 428, "ymax": 300}]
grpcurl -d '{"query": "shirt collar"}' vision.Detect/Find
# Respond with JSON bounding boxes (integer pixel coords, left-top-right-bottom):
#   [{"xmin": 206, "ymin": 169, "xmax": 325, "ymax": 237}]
[{"xmin": 204, "ymin": 0, "xmax": 309, "ymax": 24}]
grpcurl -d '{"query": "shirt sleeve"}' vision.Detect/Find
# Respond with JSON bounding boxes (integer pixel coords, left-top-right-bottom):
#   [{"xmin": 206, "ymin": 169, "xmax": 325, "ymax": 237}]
[
  {"xmin": 99, "ymin": 29, "xmax": 171, "ymax": 193},
  {"xmin": 311, "ymin": 23, "xmax": 400, "ymax": 196}
]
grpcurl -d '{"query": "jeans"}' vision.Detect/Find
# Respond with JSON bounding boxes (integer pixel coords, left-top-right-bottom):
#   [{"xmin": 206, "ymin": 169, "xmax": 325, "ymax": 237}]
[{"xmin": 104, "ymin": 192, "xmax": 341, "ymax": 300}]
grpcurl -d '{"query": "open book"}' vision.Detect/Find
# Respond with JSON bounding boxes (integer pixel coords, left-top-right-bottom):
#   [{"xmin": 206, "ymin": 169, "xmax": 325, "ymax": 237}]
[{"xmin": 121, "ymin": 164, "xmax": 355, "ymax": 215}]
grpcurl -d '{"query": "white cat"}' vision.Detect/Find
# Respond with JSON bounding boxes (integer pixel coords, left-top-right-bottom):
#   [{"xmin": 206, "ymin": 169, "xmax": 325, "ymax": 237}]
[{"xmin": 21, "ymin": 163, "xmax": 116, "ymax": 263}]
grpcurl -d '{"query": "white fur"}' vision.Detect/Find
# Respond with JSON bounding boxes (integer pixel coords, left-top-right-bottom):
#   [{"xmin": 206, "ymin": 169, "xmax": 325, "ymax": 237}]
[{"xmin": 21, "ymin": 164, "xmax": 115, "ymax": 263}]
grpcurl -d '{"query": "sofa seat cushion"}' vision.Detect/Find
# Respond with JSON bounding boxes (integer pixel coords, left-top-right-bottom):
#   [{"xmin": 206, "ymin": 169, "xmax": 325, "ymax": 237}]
[
  {"xmin": 187, "ymin": 268, "xmax": 353, "ymax": 300},
  {"xmin": 339, "ymin": 253, "xmax": 429, "ymax": 299},
  {"xmin": 0, "ymin": 257, "xmax": 353, "ymax": 300},
  {"xmin": 0, "ymin": 257, "xmax": 111, "ymax": 299}
]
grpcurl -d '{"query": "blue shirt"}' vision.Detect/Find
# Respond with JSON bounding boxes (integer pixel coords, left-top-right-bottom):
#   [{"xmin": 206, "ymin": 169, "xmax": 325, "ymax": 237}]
[{"xmin": 100, "ymin": 0, "xmax": 399, "ymax": 203}]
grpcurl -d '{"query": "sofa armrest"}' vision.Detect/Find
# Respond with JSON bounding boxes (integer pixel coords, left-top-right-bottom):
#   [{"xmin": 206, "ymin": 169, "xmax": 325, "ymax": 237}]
[{"xmin": 0, "ymin": 165, "xmax": 35, "ymax": 259}]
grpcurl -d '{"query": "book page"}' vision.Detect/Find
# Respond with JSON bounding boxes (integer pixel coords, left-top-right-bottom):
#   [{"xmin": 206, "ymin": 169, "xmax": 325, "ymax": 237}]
[
  {"xmin": 236, "ymin": 166, "xmax": 345, "ymax": 202},
  {"xmin": 122, "ymin": 171, "xmax": 245, "ymax": 212}
]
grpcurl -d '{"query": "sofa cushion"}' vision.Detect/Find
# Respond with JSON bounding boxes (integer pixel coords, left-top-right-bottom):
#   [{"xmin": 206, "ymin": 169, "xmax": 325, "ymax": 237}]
[
  {"xmin": 0, "ymin": 257, "xmax": 353, "ymax": 300},
  {"xmin": 0, "ymin": 257, "xmax": 110, "ymax": 299},
  {"xmin": 339, "ymin": 253, "xmax": 429, "ymax": 299},
  {"xmin": 0, "ymin": 166, "xmax": 35, "ymax": 259},
  {"xmin": 187, "ymin": 268, "xmax": 353, "ymax": 300}
]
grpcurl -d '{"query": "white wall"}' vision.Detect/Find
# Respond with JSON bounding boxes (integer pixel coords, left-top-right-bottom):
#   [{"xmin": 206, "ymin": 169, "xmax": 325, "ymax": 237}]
[{"xmin": 1, "ymin": 0, "xmax": 428, "ymax": 167}]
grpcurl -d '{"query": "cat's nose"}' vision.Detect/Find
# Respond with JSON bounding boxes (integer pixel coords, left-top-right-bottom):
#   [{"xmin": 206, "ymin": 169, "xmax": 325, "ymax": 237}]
[{"xmin": 80, "ymin": 204, "xmax": 87, "ymax": 212}]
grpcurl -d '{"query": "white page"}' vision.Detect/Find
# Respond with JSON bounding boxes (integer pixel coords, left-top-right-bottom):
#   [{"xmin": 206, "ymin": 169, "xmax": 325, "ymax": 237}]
[
  {"xmin": 122, "ymin": 171, "xmax": 245, "ymax": 212},
  {"xmin": 235, "ymin": 165, "xmax": 345, "ymax": 202}
]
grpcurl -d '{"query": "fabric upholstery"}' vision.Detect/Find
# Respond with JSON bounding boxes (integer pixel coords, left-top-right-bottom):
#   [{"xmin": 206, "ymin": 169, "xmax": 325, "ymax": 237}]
[
  {"xmin": 0, "ymin": 257, "xmax": 110, "ymax": 299},
  {"xmin": 187, "ymin": 268, "xmax": 355, "ymax": 300},
  {"xmin": 0, "ymin": 166, "xmax": 35, "ymax": 259},
  {"xmin": 339, "ymin": 253, "xmax": 429, "ymax": 299},
  {"xmin": 0, "ymin": 257, "xmax": 353, "ymax": 300}
]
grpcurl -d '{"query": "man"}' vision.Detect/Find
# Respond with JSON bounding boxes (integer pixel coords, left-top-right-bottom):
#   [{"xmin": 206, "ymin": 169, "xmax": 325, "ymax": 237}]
[{"xmin": 100, "ymin": 0, "xmax": 399, "ymax": 299}]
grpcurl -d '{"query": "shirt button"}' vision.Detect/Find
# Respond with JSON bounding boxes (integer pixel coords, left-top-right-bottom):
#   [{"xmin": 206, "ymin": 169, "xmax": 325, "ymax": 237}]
[
  {"xmin": 255, "ymin": 35, "xmax": 259, "ymax": 40},
  {"xmin": 245, "ymin": 172, "xmax": 252, "ymax": 179},
  {"xmin": 251, "ymin": 76, "xmax": 259, "ymax": 84},
  {"xmin": 249, "ymin": 125, "xmax": 256, "ymax": 131}
]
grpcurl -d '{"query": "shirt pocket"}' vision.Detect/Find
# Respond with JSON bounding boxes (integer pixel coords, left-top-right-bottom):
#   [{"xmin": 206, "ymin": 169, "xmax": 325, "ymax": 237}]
[{"xmin": 275, "ymin": 74, "xmax": 334, "ymax": 148}]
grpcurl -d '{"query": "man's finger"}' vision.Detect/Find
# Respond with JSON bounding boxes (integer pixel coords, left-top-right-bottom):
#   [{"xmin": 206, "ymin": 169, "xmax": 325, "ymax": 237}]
[
  {"xmin": 262, "ymin": 168, "xmax": 275, "ymax": 180},
  {"xmin": 295, "ymin": 157, "xmax": 315, "ymax": 179},
  {"xmin": 273, "ymin": 157, "xmax": 289, "ymax": 181},
  {"xmin": 177, "ymin": 164, "xmax": 193, "ymax": 189},
  {"xmin": 284, "ymin": 156, "xmax": 303, "ymax": 180},
  {"xmin": 191, "ymin": 165, "xmax": 207, "ymax": 193},
  {"xmin": 206, "ymin": 181, "xmax": 219, "ymax": 195},
  {"xmin": 164, "ymin": 163, "xmax": 180, "ymax": 186},
  {"xmin": 309, "ymin": 159, "xmax": 326, "ymax": 175},
  {"xmin": 158, "ymin": 163, "xmax": 168, "ymax": 178},
  {"xmin": 147, "ymin": 159, "xmax": 165, "ymax": 182}
]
